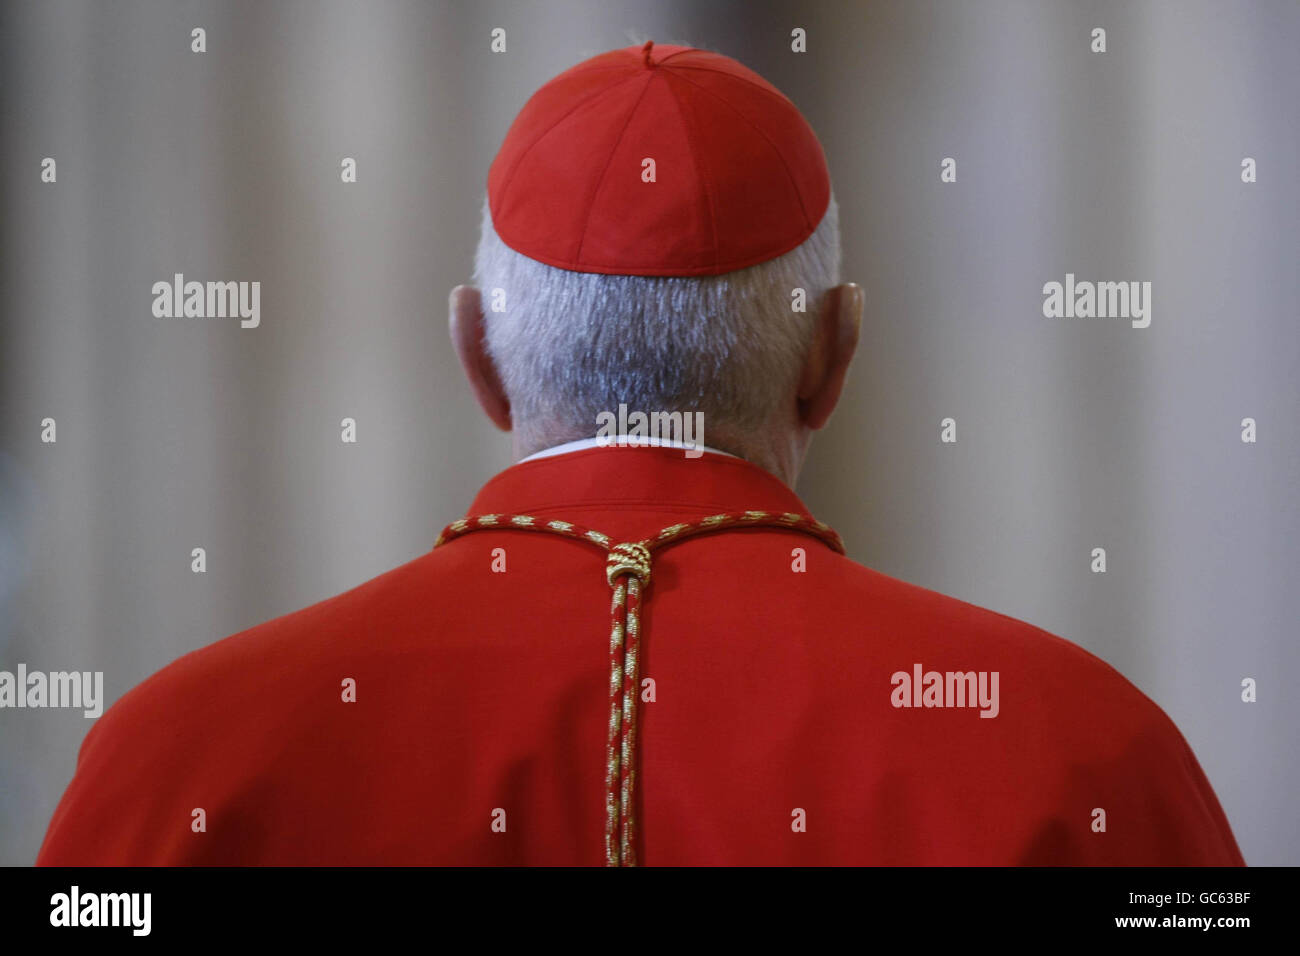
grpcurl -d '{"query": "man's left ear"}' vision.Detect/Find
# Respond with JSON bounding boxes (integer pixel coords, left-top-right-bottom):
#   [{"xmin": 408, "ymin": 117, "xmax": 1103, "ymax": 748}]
[
  {"xmin": 449, "ymin": 284, "xmax": 512, "ymax": 432},
  {"xmin": 797, "ymin": 282, "xmax": 862, "ymax": 430}
]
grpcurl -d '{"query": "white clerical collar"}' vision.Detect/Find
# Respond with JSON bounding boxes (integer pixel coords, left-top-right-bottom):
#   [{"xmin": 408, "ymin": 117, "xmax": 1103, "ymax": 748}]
[{"xmin": 519, "ymin": 436, "xmax": 739, "ymax": 463}]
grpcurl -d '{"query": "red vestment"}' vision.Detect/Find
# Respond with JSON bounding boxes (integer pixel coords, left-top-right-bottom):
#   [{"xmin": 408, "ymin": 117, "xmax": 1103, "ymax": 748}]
[{"xmin": 37, "ymin": 446, "xmax": 1244, "ymax": 865}]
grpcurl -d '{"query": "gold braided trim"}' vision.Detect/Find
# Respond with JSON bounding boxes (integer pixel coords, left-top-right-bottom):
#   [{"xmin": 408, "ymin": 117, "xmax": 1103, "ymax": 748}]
[{"xmin": 432, "ymin": 508, "xmax": 845, "ymax": 865}]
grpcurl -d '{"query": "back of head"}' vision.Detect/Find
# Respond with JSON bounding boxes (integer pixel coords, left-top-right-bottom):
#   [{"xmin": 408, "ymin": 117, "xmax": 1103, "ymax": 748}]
[
  {"xmin": 474, "ymin": 194, "xmax": 840, "ymax": 454},
  {"xmin": 471, "ymin": 42, "xmax": 842, "ymax": 460}
]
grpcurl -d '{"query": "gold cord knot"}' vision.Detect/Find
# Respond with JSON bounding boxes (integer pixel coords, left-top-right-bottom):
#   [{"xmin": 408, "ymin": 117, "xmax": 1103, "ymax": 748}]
[{"xmin": 606, "ymin": 541, "xmax": 652, "ymax": 588}]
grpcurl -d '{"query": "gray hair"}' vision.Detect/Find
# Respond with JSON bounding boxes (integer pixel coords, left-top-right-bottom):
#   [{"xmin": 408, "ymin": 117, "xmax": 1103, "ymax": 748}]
[{"xmin": 472, "ymin": 194, "xmax": 841, "ymax": 448}]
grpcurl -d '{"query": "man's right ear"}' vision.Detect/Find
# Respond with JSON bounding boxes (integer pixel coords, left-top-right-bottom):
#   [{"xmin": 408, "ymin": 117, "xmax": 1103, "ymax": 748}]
[
  {"xmin": 795, "ymin": 282, "xmax": 862, "ymax": 431},
  {"xmin": 449, "ymin": 285, "xmax": 512, "ymax": 432}
]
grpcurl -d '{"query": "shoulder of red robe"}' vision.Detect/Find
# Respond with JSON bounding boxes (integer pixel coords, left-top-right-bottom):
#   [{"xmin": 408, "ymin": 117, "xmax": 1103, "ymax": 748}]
[
  {"xmin": 978, "ymin": 612, "xmax": 1245, "ymax": 865},
  {"xmin": 35, "ymin": 550, "xmax": 1243, "ymax": 865},
  {"xmin": 830, "ymin": 566, "xmax": 1243, "ymax": 864}
]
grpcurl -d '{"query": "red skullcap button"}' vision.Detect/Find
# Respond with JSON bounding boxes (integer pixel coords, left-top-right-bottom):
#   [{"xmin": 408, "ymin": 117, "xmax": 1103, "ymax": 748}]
[{"xmin": 487, "ymin": 43, "xmax": 831, "ymax": 277}]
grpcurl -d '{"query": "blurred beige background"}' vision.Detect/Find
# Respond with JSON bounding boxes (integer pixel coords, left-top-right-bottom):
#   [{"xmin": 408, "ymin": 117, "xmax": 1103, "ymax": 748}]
[{"xmin": 1, "ymin": 0, "xmax": 1296, "ymax": 865}]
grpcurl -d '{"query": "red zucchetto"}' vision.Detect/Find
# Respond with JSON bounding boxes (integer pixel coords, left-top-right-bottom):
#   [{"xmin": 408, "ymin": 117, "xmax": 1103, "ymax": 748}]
[{"xmin": 486, "ymin": 41, "xmax": 832, "ymax": 277}]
